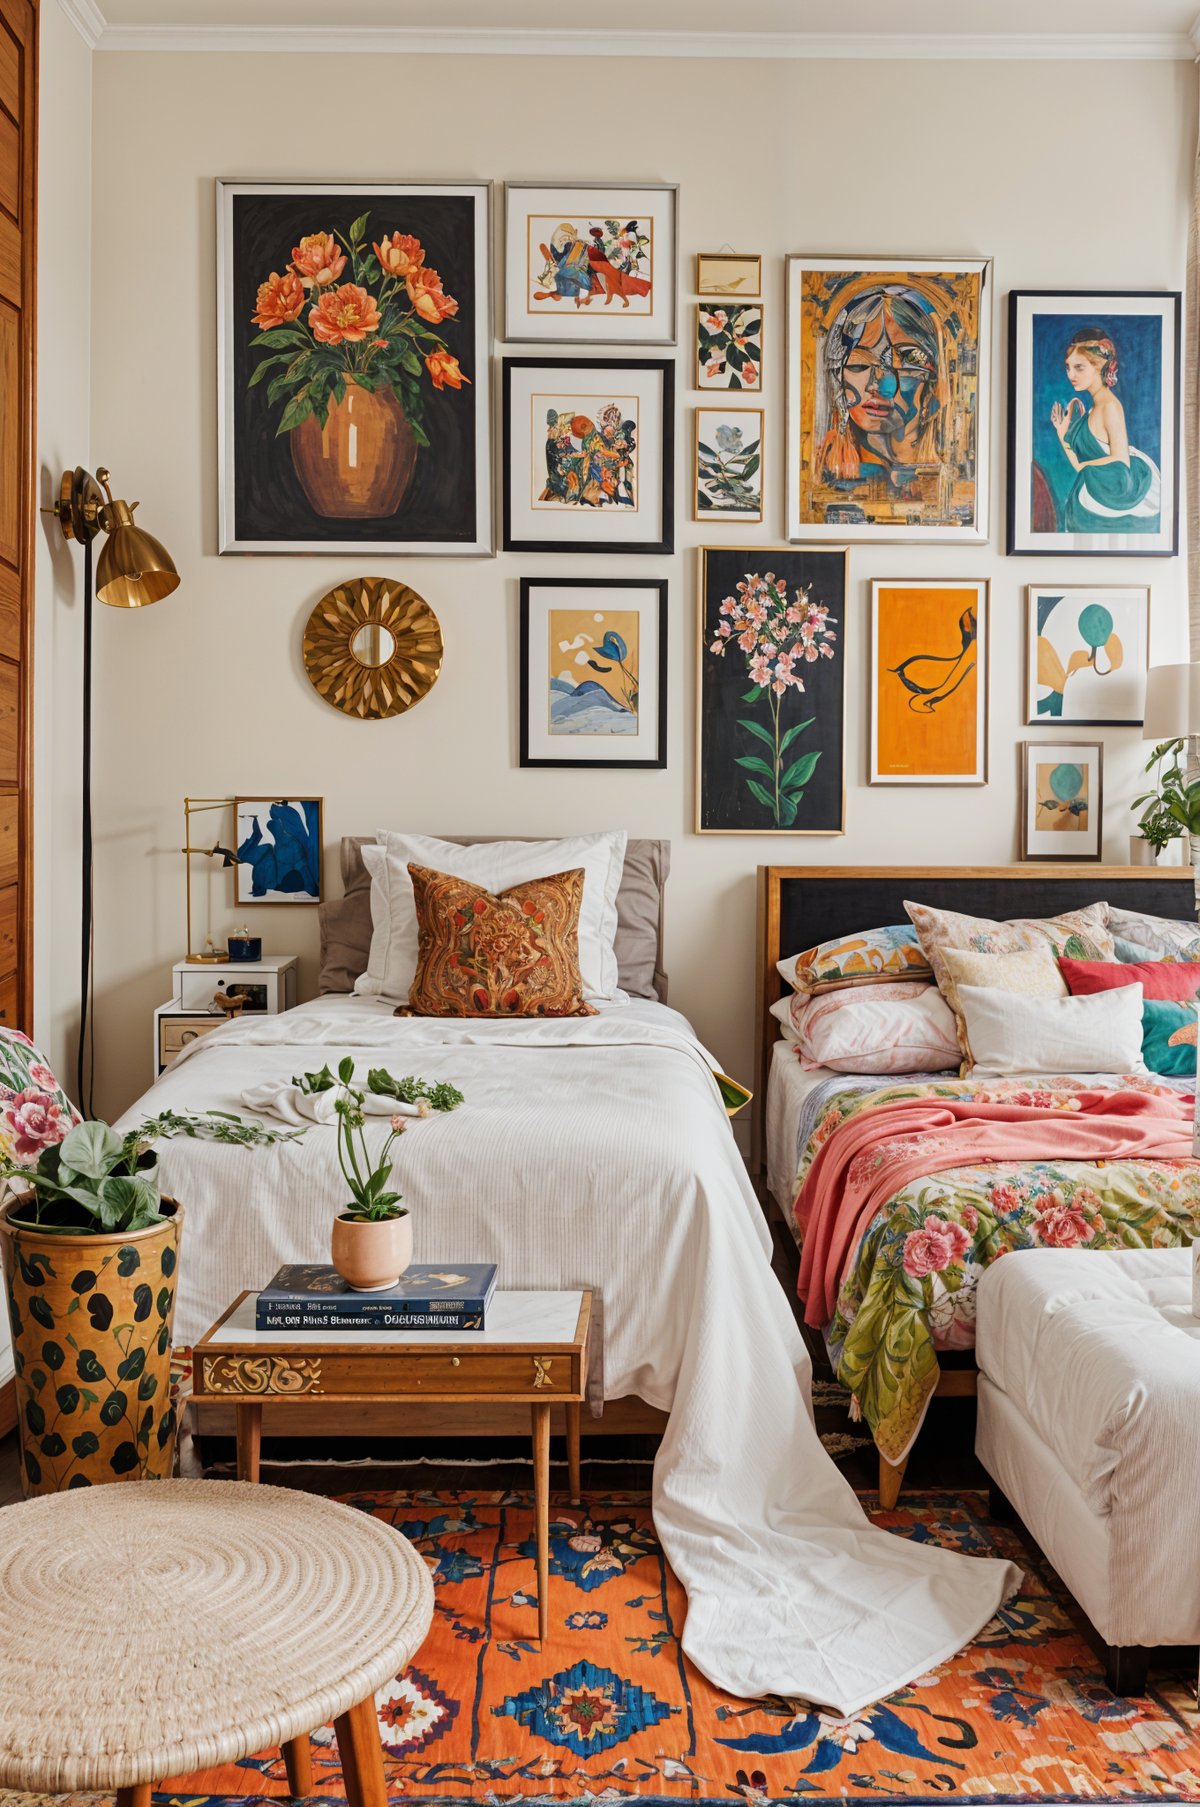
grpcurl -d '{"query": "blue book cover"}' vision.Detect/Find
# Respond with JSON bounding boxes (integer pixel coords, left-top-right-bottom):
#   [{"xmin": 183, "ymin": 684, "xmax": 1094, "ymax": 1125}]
[{"xmin": 256, "ymin": 1262, "xmax": 497, "ymax": 1321}]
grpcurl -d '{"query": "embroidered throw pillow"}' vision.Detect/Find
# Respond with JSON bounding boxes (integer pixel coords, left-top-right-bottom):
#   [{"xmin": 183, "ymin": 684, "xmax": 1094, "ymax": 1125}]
[
  {"xmin": 905, "ymin": 899, "xmax": 1114, "ymax": 1062},
  {"xmin": 777, "ymin": 924, "xmax": 931, "ymax": 996},
  {"xmin": 406, "ymin": 864, "xmax": 596, "ymax": 1018}
]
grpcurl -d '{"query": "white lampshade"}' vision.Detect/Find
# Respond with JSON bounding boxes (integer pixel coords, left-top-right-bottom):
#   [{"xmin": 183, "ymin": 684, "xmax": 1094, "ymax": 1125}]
[{"xmin": 1143, "ymin": 662, "xmax": 1200, "ymax": 740}]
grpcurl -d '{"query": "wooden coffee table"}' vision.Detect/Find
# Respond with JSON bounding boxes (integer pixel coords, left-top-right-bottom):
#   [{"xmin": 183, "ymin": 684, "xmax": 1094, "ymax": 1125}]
[{"xmin": 194, "ymin": 1288, "xmax": 592, "ymax": 1644}]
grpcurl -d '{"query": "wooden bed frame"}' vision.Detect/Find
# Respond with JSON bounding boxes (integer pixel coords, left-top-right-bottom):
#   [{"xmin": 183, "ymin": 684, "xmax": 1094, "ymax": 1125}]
[{"xmin": 755, "ymin": 863, "xmax": 1196, "ymax": 1505}]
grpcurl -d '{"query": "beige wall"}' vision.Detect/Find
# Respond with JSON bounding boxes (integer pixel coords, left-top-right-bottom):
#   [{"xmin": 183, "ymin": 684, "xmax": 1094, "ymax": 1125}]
[{"xmin": 78, "ymin": 48, "xmax": 1195, "ymax": 1123}]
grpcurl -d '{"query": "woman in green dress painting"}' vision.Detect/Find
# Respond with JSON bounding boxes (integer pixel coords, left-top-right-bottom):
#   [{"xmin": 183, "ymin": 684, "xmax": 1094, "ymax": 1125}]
[{"xmin": 1049, "ymin": 328, "xmax": 1161, "ymax": 534}]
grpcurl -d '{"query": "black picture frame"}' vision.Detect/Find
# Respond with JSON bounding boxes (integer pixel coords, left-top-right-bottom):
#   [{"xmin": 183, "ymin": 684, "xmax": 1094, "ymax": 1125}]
[
  {"xmin": 1006, "ymin": 288, "xmax": 1181, "ymax": 558},
  {"xmin": 502, "ymin": 356, "xmax": 675, "ymax": 554},
  {"xmin": 519, "ymin": 576, "xmax": 668, "ymax": 769}
]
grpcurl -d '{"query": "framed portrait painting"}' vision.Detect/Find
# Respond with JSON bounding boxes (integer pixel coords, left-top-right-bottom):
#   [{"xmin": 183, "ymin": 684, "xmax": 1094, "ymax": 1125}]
[
  {"xmin": 217, "ymin": 181, "xmax": 491, "ymax": 555},
  {"xmin": 1007, "ymin": 291, "xmax": 1180, "ymax": 556},
  {"xmin": 503, "ymin": 183, "xmax": 677, "ymax": 345},
  {"xmin": 696, "ymin": 303, "xmax": 763, "ymax": 390},
  {"xmin": 697, "ymin": 546, "xmax": 846, "ymax": 834},
  {"xmin": 234, "ymin": 798, "xmax": 323, "ymax": 905},
  {"xmin": 869, "ymin": 580, "xmax": 988, "ymax": 786},
  {"xmin": 694, "ymin": 408, "xmax": 764, "ymax": 521},
  {"xmin": 785, "ymin": 255, "xmax": 993, "ymax": 543},
  {"xmin": 519, "ymin": 577, "xmax": 667, "ymax": 769},
  {"xmin": 1020, "ymin": 742, "xmax": 1103, "ymax": 861},
  {"xmin": 502, "ymin": 357, "xmax": 674, "ymax": 554},
  {"xmin": 1025, "ymin": 585, "xmax": 1150, "ymax": 726}
]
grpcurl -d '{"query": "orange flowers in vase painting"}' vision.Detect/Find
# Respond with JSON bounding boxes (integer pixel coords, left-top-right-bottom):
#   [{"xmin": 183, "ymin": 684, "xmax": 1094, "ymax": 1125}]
[{"xmin": 219, "ymin": 183, "xmax": 491, "ymax": 555}]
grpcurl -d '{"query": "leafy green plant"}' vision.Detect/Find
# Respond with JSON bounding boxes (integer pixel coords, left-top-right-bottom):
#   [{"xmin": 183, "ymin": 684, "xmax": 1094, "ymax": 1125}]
[
  {"xmin": 294, "ymin": 1059, "xmax": 463, "ymax": 1223},
  {"xmin": 1131, "ymin": 738, "xmax": 1200, "ymax": 852}
]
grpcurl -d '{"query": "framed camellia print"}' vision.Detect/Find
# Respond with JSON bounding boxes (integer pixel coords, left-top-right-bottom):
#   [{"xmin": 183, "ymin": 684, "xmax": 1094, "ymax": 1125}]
[
  {"xmin": 785, "ymin": 255, "xmax": 992, "ymax": 543},
  {"xmin": 217, "ymin": 181, "xmax": 492, "ymax": 555},
  {"xmin": 696, "ymin": 303, "xmax": 763, "ymax": 390},
  {"xmin": 503, "ymin": 183, "xmax": 678, "ymax": 345},
  {"xmin": 519, "ymin": 577, "xmax": 667, "ymax": 769},
  {"xmin": 694, "ymin": 408, "xmax": 764, "ymax": 521},
  {"xmin": 869, "ymin": 579, "xmax": 988, "ymax": 786},
  {"xmin": 697, "ymin": 546, "xmax": 846, "ymax": 834},
  {"xmin": 502, "ymin": 357, "xmax": 674, "ymax": 554},
  {"xmin": 1025, "ymin": 584, "xmax": 1150, "ymax": 725},
  {"xmin": 1020, "ymin": 742, "xmax": 1104, "ymax": 861},
  {"xmin": 1007, "ymin": 290, "xmax": 1180, "ymax": 556}
]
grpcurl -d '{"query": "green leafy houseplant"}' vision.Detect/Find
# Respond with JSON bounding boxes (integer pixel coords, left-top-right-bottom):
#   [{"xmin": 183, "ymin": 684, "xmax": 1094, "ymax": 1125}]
[{"xmin": 1131, "ymin": 738, "xmax": 1200, "ymax": 854}]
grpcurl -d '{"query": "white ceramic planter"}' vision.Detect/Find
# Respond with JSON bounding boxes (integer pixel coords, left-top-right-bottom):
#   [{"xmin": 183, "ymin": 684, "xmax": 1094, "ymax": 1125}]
[{"xmin": 330, "ymin": 1211, "xmax": 413, "ymax": 1291}]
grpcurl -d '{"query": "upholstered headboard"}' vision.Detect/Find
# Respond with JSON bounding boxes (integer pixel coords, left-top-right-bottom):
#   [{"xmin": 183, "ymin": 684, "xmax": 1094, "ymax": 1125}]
[{"xmin": 319, "ymin": 836, "xmax": 670, "ymax": 1002}]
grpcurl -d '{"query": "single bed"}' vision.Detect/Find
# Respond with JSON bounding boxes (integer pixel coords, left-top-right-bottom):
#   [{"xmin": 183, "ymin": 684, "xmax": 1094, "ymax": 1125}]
[{"xmin": 756, "ymin": 863, "xmax": 1200, "ymax": 1505}]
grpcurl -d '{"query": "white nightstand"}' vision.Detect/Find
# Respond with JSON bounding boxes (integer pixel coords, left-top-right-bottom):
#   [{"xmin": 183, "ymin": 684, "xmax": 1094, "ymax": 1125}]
[{"xmin": 153, "ymin": 955, "xmax": 299, "ymax": 1076}]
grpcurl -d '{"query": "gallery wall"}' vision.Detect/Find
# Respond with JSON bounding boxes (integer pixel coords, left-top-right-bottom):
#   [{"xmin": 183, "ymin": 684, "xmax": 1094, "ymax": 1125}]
[{"xmin": 62, "ymin": 45, "xmax": 1196, "ymax": 1124}]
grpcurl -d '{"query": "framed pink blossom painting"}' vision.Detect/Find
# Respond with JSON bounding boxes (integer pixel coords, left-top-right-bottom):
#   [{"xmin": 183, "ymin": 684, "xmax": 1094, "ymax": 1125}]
[{"xmin": 217, "ymin": 181, "xmax": 492, "ymax": 555}]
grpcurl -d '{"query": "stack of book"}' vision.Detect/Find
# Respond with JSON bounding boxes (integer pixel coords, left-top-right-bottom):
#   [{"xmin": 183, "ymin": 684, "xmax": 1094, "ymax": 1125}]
[{"xmin": 255, "ymin": 1262, "xmax": 497, "ymax": 1333}]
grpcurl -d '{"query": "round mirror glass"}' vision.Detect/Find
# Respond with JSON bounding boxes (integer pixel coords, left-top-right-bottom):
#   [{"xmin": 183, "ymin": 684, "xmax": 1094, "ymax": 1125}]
[{"xmin": 350, "ymin": 622, "xmax": 396, "ymax": 669}]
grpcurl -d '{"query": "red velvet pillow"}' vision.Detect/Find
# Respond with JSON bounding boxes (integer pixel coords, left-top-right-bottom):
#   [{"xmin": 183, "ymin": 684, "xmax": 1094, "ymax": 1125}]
[{"xmin": 1059, "ymin": 957, "xmax": 1200, "ymax": 1002}]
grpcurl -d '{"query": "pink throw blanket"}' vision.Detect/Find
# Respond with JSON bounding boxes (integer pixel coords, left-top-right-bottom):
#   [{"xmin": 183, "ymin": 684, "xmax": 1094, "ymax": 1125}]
[{"xmin": 796, "ymin": 1089, "xmax": 1196, "ymax": 1327}]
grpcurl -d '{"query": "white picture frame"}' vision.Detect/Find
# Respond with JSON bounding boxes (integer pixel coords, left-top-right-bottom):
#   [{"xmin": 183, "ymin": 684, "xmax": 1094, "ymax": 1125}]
[
  {"xmin": 503, "ymin": 182, "xmax": 678, "ymax": 345},
  {"xmin": 1024, "ymin": 584, "xmax": 1150, "ymax": 726}
]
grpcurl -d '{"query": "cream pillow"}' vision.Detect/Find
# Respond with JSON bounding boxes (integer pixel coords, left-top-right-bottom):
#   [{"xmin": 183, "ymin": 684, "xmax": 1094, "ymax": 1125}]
[
  {"xmin": 940, "ymin": 947, "xmax": 1068, "ymax": 1072},
  {"xmin": 354, "ymin": 830, "xmax": 626, "ymax": 1003},
  {"xmin": 957, "ymin": 982, "xmax": 1146, "ymax": 1078}
]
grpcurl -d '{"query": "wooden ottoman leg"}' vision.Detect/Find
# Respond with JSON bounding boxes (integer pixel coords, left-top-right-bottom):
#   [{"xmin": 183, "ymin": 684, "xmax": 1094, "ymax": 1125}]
[
  {"xmin": 532, "ymin": 1400, "xmax": 551, "ymax": 1644},
  {"xmin": 116, "ymin": 1787, "xmax": 153, "ymax": 1807},
  {"xmin": 878, "ymin": 1451, "xmax": 908, "ymax": 1510},
  {"xmin": 566, "ymin": 1400, "xmax": 582, "ymax": 1504},
  {"xmin": 1105, "ymin": 1644, "xmax": 1150, "ymax": 1697},
  {"xmin": 283, "ymin": 1733, "xmax": 313, "ymax": 1797},
  {"xmin": 335, "ymin": 1695, "xmax": 386, "ymax": 1807},
  {"xmin": 236, "ymin": 1401, "xmax": 262, "ymax": 1483}
]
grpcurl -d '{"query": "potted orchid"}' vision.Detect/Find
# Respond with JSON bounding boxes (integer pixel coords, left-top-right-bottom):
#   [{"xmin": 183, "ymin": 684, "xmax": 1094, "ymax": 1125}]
[{"xmin": 248, "ymin": 212, "xmax": 470, "ymax": 519}]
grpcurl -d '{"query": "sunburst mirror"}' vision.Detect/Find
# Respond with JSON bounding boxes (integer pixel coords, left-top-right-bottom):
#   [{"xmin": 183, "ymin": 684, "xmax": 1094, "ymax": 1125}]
[{"xmin": 303, "ymin": 576, "xmax": 443, "ymax": 720}]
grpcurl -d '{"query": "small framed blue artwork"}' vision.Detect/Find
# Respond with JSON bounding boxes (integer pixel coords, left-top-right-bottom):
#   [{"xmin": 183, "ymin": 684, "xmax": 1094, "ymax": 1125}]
[
  {"xmin": 234, "ymin": 797, "xmax": 323, "ymax": 905},
  {"xmin": 518, "ymin": 576, "xmax": 668, "ymax": 769}
]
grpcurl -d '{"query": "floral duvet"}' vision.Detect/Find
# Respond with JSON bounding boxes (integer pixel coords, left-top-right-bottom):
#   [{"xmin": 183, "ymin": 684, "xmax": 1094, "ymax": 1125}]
[{"xmin": 791, "ymin": 1072, "xmax": 1200, "ymax": 1464}]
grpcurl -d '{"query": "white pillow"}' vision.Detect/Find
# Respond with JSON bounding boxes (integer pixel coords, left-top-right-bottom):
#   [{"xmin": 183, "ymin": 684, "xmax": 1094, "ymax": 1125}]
[
  {"xmin": 958, "ymin": 982, "xmax": 1146, "ymax": 1077},
  {"xmin": 353, "ymin": 831, "xmax": 627, "ymax": 1004},
  {"xmin": 790, "ymin": 985, "xmax": 960, "ymax": 1075}
]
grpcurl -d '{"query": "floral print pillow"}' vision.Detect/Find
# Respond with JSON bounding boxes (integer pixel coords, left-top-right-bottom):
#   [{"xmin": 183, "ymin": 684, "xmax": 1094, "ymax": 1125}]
[
  {"xmin": 0, "ymin": 1028, "xmax": 78, "ymax": 1168},
  {"xmin": 779, "ymin": 924, "xmax": 932, "ymax": 996},
  {"xmin": 1107, "ymin": 906, "xmax": 1200, "ymax": 962}
]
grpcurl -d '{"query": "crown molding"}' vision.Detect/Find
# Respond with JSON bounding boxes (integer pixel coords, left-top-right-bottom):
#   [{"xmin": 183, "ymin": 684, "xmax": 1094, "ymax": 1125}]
[
  {"xmin": 86, "ymin": 21, "xmax": 1197, "ymax": 59},
  {"xmin": 57, "ymin": 0, "xmax": 106, "ymax": 50}
]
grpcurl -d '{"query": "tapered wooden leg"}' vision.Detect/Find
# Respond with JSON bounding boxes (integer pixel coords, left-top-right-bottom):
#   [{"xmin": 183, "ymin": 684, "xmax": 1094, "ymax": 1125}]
[
  {"xmin": 532, "ymin": 1400, "xmax": 551, "ymax": 1644},
  {"xmin": 1105, "ymin": 1644, "xmax": 1150, "ymax": 1697},
  {"xmin": 334, "ymin": 1695, "xmax": 387, "ymax": 1807},
  {"xmin": 283, "ymin": 1733, "xmax": 313, "ymax": 1797},
  {"xmin": 566, "ymin": 1400, "xmax": 582, "ymax": 1504},
  {"xmin": 236, "ymin": 1401, "xmax": 262, "ymax": 1483},
  {"xmin": 878, "ymin": 1450, "xmax": 909, "ymax": 1510},
  {"xmin": 116, "ymin": 1787, "xmax": 153, "ymax": 1807}
]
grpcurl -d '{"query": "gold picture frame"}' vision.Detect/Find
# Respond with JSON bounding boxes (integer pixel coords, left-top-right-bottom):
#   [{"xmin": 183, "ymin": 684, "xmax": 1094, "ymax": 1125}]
[
  {"xmin": 695, "ymin": 301, "xmax": 763, "ymax": 391},
  {"xmin": 1019, "ymin": 740, "xmax": 1104, "ymax": 862},
  {"xmin": 695, "ymin": 253, "xmax": 762, "ymax": 298}
]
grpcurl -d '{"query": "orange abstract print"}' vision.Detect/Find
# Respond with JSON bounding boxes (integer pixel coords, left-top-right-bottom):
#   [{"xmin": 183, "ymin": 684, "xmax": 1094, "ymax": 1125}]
[
  {"xmin": 874, "ymin": 585, "xmax": 980, "ymax": 779},
  {"xmin": 406, "ymin": 864, "xmax": 595, "ymax": 1018}
]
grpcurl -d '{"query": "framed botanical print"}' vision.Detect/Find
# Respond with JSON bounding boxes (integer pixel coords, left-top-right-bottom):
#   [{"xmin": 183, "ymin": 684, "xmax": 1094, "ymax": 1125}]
[
  {"xmin": 694, "ymin": 408, "xmax": 764, "ymax": 521},
  {"xmin": 869, "ymin": 580, "xmax": 988, "ymax": 786},
  {"xmin": 503, "ymin": 183, "xmax": 677, "ymax": 344},
  {"xmin": 519, "ymin": 577, "xmax": 667, "ymax": 769},
  {"xmin": 234, "ymin": 798, "xmax": 323, "ymax": 904},
  {"xmin": 785, "ymin": 255, "xmax": 993, "ymax": 543},
  {"xmin": 1007, "ymin": 291, "xmax": 1180, "ymax": 556},
  {"xmin": 696, "ymin": 303, "xmax": 762, "ymax": 390},
  {"xmin": 697, "ymin": 546, "xmax": 846, "ymax": 834},
  {"xmin": 217, "ymin": 181, "xmax": 491, "ymax": 555},
  {"xmin": 502, "ymin": 357, "xmax": 674, "ymax": 554},
  {"xmin": 696, "ymin": 253, "xmax": 761, "ymax": 299},
  {"xmin": 1019, "ymin": 742, "xmax": 1104, "ymax": 862},
  {"xmin": 1025, "ymin": 584, "xmax": 1150, "ymax": 726}
]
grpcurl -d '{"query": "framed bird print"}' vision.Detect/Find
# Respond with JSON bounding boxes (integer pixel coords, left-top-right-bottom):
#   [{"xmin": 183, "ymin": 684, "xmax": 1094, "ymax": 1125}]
[
  {"xmin": 869, "ymin": 580, "xmax": 988, "ymax": 786},
  {"xmin": 503, "ymin": 183, "xmax": 678, "ymax": 344}
]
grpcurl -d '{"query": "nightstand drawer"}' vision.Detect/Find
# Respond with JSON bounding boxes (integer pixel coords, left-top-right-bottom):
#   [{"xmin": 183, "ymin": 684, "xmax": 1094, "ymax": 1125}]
[
  {"xmin": 197, "ymin": 1344, "xmax": 585, "ymax": 1401},
  {"xmin": 158, "ymin": 1013, "xmax": 223, "ymax": 1064}
]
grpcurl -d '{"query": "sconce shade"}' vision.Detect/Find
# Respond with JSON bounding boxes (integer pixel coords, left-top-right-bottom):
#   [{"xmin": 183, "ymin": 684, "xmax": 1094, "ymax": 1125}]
[
  {"xmin": 1143, "ymin": 662, "xmax": 1200, "ymax": 741},
  {"xmin": 95, "ymin": 523, "xmax": 180, "ymax": 610}
]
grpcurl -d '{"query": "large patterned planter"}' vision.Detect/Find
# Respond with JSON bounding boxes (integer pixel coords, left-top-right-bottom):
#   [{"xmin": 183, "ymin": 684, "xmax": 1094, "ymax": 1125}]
[{"xmin": 0, "ymin": 1198, "xmax": 183, "ymax": 1496}]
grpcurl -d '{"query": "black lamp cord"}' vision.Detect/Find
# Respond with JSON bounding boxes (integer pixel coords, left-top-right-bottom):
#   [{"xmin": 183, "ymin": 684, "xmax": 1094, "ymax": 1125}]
[{"xmin": 77, "ymin": 536, "xmax": 95, "ymax": 1119}]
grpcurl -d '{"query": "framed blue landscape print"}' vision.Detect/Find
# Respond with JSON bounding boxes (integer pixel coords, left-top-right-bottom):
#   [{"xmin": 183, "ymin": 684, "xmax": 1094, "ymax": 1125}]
[
  {"xmin": 1007, "ymin": 290, "xmax": 1180, "ymax": 556},
  {"xmin": 519, "ymin": 577, "xmax": 667, "ymax": 768},
  {"xmin": 234, "ymin": 797, "xmax": 323, "ymax": 905}
]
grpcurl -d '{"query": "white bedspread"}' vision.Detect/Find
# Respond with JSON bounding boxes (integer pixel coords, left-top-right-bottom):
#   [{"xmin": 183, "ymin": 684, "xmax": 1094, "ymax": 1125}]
[{"xmin": 116, "ymin": 994, "xmax": 1018, "ymax": 1714}]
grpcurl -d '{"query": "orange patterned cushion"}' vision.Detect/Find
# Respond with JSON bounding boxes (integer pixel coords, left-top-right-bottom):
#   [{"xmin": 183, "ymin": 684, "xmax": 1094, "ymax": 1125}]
[{"xmin": 406, "ymin": 863, "xmax": 596, "ymax": 1018}]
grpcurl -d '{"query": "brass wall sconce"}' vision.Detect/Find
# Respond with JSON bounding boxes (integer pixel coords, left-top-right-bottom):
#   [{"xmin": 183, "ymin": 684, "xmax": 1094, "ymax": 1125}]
[{"xmin": 182, "ymin": 798, "xmax": 242, "ymax": 964}]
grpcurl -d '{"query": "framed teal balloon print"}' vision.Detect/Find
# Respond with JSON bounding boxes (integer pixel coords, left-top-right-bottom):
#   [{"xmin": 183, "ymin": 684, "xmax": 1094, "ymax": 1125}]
[
  {"xmin": 1024, "ymin": 585, "xmax": 1150, "ymax": 727},
  {"xmin": 1020, "ymin": 741, "xmax": 1104, "ymax": 862}
]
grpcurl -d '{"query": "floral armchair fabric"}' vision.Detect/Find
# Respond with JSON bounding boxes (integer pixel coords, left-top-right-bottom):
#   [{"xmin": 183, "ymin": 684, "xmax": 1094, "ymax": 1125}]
[{"xmin": 0, "ymin": 1027, "xmax": 78, "ymax": 1168}]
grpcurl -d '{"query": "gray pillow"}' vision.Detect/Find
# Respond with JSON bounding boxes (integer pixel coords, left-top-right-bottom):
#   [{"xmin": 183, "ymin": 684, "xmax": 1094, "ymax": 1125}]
[{"xmin": 318, "ymin": 836, "xmax": 669, "ymax": 1001}]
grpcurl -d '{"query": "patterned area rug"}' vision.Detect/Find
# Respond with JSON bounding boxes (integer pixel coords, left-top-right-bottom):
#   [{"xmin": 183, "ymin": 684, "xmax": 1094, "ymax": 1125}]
[{"xmin": 96, "ymin": 1486, "xmax": 1194, "ymax": 1804}]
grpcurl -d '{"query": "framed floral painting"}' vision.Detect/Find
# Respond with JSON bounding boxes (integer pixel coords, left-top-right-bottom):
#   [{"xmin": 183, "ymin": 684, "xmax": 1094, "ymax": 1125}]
[
  {"xmin": 1007, "ymin": 290, "xmax": 1180, "ymax": 556},
  {"xmin": 519, "ymin": 577, "xmax": 668, "ymax": 769},
  {"xmin": 1020, "ymin": 742, "xmax": 1104, "ymax": 861},
  {"xmin": 694, "ymin": 409, "xmax": 764, "ymax": 521},
  {"xmin": 217, "ymin": 181, "xmax": 492, "ymax": 555},
  {"xmin": 502, "ymin": 357, "xmax": 674, "ymax": 554},
  {"xmin": 785, "ymin": 255, "xmax": 992, "ymax": 544},
  {"xmin": 696, "ymin": 303, "xmax": 762, "ymax": 390},
  {"xmin": 503, "ymin": 183, "xmax": 677, "ymax": 345},
  {"xmin": 697, "ymin": 546, "xmax": 846, "ymax": 834}
]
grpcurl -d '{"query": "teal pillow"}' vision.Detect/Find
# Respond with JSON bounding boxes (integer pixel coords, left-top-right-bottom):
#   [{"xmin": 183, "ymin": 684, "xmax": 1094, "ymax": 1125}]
[
  {"xmin": 1117, "ymin": 935, "xmax": 1164, "ymax": 963},
  {"xmin": 1142, "ymin": 998, "xmax": 1197, "ymax": 1075}
]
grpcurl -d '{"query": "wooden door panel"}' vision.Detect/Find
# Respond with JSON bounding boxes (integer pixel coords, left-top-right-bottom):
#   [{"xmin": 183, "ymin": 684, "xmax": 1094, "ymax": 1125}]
[
  {"xmin": 0, "ymin": 558, "xmax": 16, "ymax": 660},
  {"xmin": 0, "ymin": 658, "xmax": 18, "ymax": 782},
  {"xmin": 0, "ymin": 303, "xmax": 18, "ymax": 569},
  {"xmin": 0, "ymin": 882, "xmax": 17, "ymax": 978},
  {"xmin": 0, "ymin": 211, "xmax": 18, "ymax": 308},
  {"xmin": 0, "ymin": 26, "xmax": 17, "ymax": 129},
  {"xmin": 0, "ymin": 107, "xmax": 16, "ymax": 219},
  {"xmin": 0, "ymin": 792, "xmax": 19, "ymax": 889}
]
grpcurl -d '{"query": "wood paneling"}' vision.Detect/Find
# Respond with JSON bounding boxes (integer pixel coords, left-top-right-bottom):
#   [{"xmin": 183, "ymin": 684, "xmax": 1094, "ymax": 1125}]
[
  {"xmin": 0, "ymin": 25, "xmax": 18, "ymax": 123},
  {"xmin": 0, "ymin": 883, "xmax": 17, "ymax": 977},
  {"xmin": 0, "ymin": 211, "xmax": 18, "ymax": 309},
  {"xmin": 0, "ymin": 971, "xmax": 19, "ymax": 1031},
  {"xmin": 0, "ymin": 304, "xmax": 18, "ymax": 569},
  {"xmin": 0, "ymin": 108, "xmax": 16, "ymax": 219},
  {"xmin": 0, "ymin": 794, "xmax": 18, "ymax": 890},
  {"xmin": 0, "ymin": 559, "xmax": 17, "ymax": 660},
  {"xmin": 0, "ymin": 658, "xmax": 17, "ymax": 784}
]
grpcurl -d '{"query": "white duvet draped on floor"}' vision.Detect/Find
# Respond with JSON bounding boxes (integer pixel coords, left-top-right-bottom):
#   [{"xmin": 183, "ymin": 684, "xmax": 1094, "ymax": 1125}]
[{"xmin": 117, "ymin": 995, "xmax": 1019, "ymax": 1715}]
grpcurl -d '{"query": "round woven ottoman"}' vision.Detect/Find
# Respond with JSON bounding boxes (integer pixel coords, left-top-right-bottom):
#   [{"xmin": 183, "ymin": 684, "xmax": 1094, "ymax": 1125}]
[{"xmin": 0, "ymin": 1479, "xmax": 433, "ymax": 1806}]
